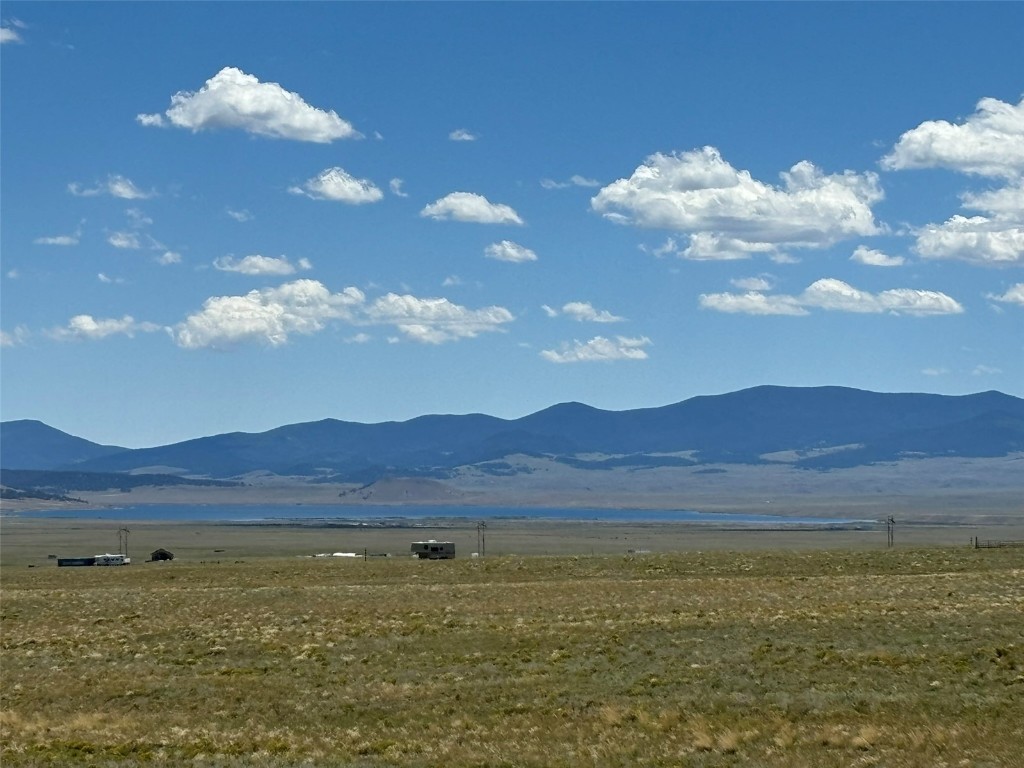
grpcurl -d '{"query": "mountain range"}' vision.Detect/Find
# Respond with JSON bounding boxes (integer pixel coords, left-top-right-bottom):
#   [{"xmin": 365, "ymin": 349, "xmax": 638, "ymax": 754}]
[{"xmin": 3, "ymin": 387, "xmax": 1023, "ymax": 485}]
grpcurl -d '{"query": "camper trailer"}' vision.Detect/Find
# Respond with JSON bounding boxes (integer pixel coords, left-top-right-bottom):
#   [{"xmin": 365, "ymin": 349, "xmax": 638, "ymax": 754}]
[
  {"xmin": 411, "ymin": 540, "xmax": 455, "ymax": 560},
  {"xmin": 94, "ymin": 553, "xmax": 131, "ymax": 566}
]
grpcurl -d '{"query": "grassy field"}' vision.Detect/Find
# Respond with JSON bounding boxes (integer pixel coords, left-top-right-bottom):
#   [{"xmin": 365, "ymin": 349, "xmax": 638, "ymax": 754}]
[{"xmin": 2, "ymin": 543, "xmax": 1022, "ymax": 766}]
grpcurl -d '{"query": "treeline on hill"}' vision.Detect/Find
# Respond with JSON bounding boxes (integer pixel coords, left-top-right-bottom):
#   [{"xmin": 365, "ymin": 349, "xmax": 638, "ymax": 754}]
[
  {"xmin": 0, "ymin": 486, "xmax": 85, "ymax": 503},
  {"xmin": 0, "ymin": 469, "xmax": 239, "ymax": 501}
]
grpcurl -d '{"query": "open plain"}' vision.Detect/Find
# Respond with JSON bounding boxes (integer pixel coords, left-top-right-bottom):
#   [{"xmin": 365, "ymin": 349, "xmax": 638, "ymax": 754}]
[{"xmin": 2, "ymin": 514, "xmax": 1023, "ymax": 767}]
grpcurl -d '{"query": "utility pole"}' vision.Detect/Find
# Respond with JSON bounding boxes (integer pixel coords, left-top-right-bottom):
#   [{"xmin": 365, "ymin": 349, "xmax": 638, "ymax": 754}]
[
  {"xmin": 118, "ymin": 527, "xmax": 130, "ymax": 558},
  {"xmin": 886, "ymin": 517, "xmax": 895, "ymax": 548},
  {"xmin": 477, "ymin": 520, "xmax": 486, "ymax": 557}
]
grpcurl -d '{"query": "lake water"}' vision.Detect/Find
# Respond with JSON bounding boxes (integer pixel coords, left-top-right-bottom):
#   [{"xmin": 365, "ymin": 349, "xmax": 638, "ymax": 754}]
[{"xmin": 13, "ymin": 504, "xmax": 872, "ymax": 526}]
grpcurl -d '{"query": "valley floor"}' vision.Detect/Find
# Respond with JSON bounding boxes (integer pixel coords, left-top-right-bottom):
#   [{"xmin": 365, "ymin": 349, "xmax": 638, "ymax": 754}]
[
  {"xmin": 1, "ymin": 545, "xmax": 1022, "ymax": 766},
  {"xmin": 3, "ymin": 515, "xmax": 1024, "ymax": 568}
]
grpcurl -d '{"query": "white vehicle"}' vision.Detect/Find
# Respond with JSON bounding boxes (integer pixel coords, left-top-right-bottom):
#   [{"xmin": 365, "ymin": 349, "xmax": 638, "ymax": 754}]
[
  {"xmin": 411, "ymin": 540, "xmax": 455, "ymax": 559},
  {"xmin": 93, "ymin": 553, "xmax": 131, "ymax": 566}
]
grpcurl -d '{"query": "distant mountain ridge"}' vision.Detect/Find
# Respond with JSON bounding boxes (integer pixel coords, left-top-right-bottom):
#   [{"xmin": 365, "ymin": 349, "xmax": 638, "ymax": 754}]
[
  {"xmin": 2, "ymin": 386, "xmax": 1023, "ymax": 481},
  {"xmin": 0, "ymin": 420, "xmax": 128, "ymax": 470}
]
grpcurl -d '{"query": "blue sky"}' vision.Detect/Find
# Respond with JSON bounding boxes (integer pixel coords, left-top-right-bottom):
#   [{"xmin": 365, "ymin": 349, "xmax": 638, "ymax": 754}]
[{"xmin": 2, "ymin": 3, "xmax": 1022, "ymax": 449}]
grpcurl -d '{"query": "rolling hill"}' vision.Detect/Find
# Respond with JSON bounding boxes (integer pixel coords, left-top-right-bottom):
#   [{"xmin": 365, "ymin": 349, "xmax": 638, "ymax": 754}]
[{"xmin": 0, "ymin": 420, "xmax": 128, "ymax": 470}]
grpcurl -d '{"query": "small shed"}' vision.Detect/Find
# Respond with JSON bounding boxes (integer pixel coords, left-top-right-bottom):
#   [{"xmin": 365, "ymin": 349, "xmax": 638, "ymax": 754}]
[{"xmin": 150, "ymin": 548, "xmax": 175, "ymax": 562}]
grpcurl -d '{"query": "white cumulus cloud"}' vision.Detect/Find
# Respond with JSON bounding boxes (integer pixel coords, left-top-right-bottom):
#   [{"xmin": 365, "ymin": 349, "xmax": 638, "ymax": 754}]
[
  {"xmin": 914, "ymin": 216, "xmax": 1024, "ymax": 266},
  {"xmin": 802, "ymin": 278, "xmax": 964, "ymax": 316},
  {"xmin": 421, "ymin": 192, "xmax": 524, "ymax": 225},
  {"xmin": 882, "ymin": 96, "xmax": 1024, "ymax": 179},
  {"xmin": 909, "ymin": 174, "xmax": 1023, "ymax": 266},
  {"xmin": 484, "ymin": 240, "xmax": 537, "ymax": 263},
  {"xmin": 699, "ymin": 291, "xmax": 808, "ymax": 316},
  {"xmin": 541, "ymin": 335, "xmax": 651, "ymax": 364},
  {"xmin": 987, "ymin": 282, "xmax": 1024, "ymax": 307},
  {"xmin": 449, "ymin": 128, "xmax": 477, "ymax": 141},
  {"xmin": 884, "ymin": 99, "xmax": 1024, "ymax": 268},
  {"xmin": 701, "ymin": 279, "xmax": 963, "ymax": 317},
  {"xmin": 962, "ymin": 182, "xmax": 1024, "ymax": 217},
  {"xmin": 561, "ymin": 301, "xmax": 624, "ymax": 323},
  {"xmin": 137, "ymin": 66, "xmax": 360, "ymax": 143},
  {"xmin": 50, "ymin": 315, "xmax": 160, "ymax": 341},
  {"xmin": 365, "ymin": 294, "xmax": 514, "ymax": 344},
  {"xmin": 800, "ymin": 279, "xmax": 883, "ymax": 313},
  {"xmin": 680, "ymin": 233, "xmax": 780, "ymax": 261},
  {"xmin": 592, "ymin": 146, "xmax": 882, "ymax": 257},
  {"xmin": 213, "ymin": 255, "xmax": 312, "ymax": 276},
  {"xmin": 289, "ymin": 167, "xmax": 383, "ymax": 204},
  {"xmin": 173, "ymin": 280, "xmax": 365, "ymax": 349},
  {"xmin": 851, "ymin": 245, "xmax": 905, "ymax": 267},
  {"xmin": 172, "ymin": 281, "xmax": 512, "ymax": 349}
]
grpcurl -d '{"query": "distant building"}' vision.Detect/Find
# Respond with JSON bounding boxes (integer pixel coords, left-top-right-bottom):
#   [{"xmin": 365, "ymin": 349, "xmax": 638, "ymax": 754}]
[
  {"xmin": 411, "ymin": 540, "xmax": 455, "ymax": 559},
  {"xmin": 150, "ymin": 548, "xmax": 174, "ymax": 561}
]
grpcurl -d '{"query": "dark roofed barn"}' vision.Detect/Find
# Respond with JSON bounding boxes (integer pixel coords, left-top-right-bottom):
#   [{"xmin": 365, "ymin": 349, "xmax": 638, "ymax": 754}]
[{"xmin": 150, "ymin": 548, "xmax": 174, "ymax": 562}]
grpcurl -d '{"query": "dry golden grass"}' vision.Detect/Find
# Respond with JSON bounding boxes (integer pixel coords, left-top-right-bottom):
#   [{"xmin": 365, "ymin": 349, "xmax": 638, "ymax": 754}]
[{"xmin": 1, "ymin": 547, "xmax": 1022, "ymax": 766}]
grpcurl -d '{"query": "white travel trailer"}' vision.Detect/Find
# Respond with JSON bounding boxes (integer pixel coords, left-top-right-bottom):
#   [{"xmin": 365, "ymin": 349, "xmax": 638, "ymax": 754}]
[
  {"xmin": 94, "ymin": 553, "xmax": 131, "ymax": 566},
  {"xmin": 411, "ymin": 540, "xmax": 455, "ymax": 559}
]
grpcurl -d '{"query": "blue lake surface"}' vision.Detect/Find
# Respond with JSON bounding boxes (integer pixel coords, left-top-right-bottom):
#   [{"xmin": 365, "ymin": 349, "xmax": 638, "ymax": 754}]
[{"xmin": 13, "ymin": 504, "xmax": 871, "ymax": 526}]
